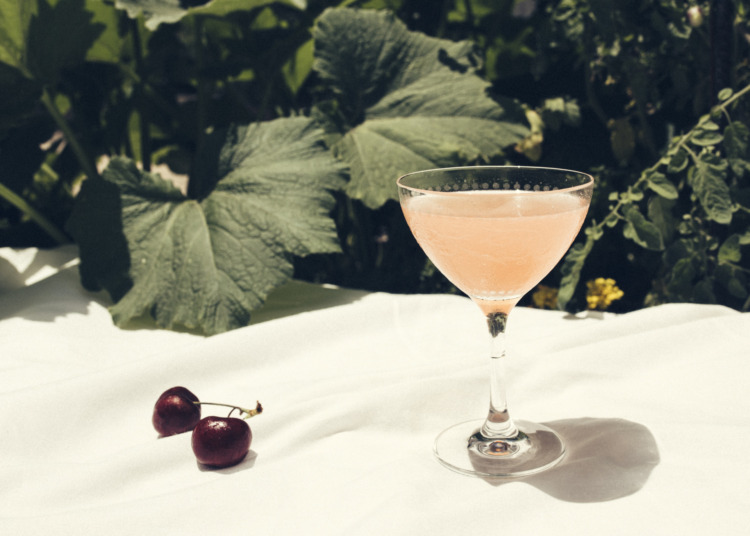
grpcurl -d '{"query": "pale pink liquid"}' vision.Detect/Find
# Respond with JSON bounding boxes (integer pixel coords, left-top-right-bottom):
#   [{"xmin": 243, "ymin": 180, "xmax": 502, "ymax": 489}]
[{"xmin": 402, "ymin": 190, "xmax": 589, "ymax": 315}]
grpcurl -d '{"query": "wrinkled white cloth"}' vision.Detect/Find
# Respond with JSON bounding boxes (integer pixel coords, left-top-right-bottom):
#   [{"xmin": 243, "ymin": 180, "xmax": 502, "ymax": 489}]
[{"xmin": 1, "ymin": 247, "xmax": 748, "ymax": 535}]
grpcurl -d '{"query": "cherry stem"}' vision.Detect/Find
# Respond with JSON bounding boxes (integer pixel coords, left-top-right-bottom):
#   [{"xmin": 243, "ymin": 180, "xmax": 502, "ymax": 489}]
[{"xmin": 193, "ymin": 401, "xmax": 263, "ymax": 419}]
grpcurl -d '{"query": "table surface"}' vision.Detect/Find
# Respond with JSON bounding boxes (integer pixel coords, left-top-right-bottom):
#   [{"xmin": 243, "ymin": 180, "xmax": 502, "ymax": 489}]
[{"xmin": 1, "ymin": 246, "xmax": 749, "ymax": 535}]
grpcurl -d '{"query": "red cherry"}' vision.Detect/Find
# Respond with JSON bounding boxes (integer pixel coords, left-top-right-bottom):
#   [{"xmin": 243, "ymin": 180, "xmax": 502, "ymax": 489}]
[
  {"xmin": 191, "ymin": 416, "xmax": 252, "ymax": 468},
  {"xmin": 152, "ymin": 386, "xmax": 201, "ymax": 437}
]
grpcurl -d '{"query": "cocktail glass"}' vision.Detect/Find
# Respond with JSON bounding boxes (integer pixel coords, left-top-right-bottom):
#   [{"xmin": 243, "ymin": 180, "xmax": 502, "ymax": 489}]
[{"xmin": 397, "ymin": 166, "xmax": 594, "ymax": 478}]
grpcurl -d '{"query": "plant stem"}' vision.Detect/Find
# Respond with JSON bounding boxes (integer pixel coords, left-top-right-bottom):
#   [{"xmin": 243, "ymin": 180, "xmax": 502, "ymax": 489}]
[
  {"xmin": 0, "ymin": 182, "xmax": 68, "ymax": 244},
  {"xmin": 194, "ymin": 401, "xmax": 263, "ymax": 419},
  {"xmin": 40, "ymin": 88, "xmax": 100, "ymax": 182},
  {"xmin": 131, "ymin": 18, "xmax": 151, "ymax": 172},
  {"xmin": 188, "ymin": 17, "xmax": 209, "ymax": 200}
]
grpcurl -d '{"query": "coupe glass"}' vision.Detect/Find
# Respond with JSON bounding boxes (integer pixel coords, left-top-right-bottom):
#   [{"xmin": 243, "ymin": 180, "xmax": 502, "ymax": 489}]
[{"xmin": 398, "ymin": 166, "xmax": 594, "ymax": 477}]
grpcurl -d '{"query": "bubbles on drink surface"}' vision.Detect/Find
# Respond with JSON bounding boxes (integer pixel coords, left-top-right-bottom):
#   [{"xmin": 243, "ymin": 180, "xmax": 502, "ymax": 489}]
[{"xmin": 429, "ymin": 182, "xmax": 559, "ymax": 192}]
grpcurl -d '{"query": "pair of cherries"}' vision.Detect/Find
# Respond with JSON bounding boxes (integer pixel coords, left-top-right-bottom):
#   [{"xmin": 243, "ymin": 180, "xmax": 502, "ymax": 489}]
[{"xmin": 152, "ymin": 386, "xmax": 263, "ymax": 468}]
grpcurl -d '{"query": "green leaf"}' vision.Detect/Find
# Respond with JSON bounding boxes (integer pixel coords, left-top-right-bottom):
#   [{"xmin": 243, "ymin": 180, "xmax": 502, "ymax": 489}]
[
  {"xmin": 718, "ymin": 234, "xmax": 741, "ymax": 264},
  {"xmin": 690, "ymin": 128, "xmax": 723, "ymax": 147},
  {"xmin": 693, "ymin": 279, "xmax": 717, "ymax": 304},
  {"xmin": 0, "ymin": 0, "xmax": 36, "ymax": 73},
  {"xmin": 313, "ymin": 8, "xmax": 528, "ymax": 209},
  {"xmin": 25, "ymin": 0, "xmax": 106, "ymax": 83},
  {"xmin": 115, "ymin": 0, "xmax": 305, "ymax": 30},
  {"xmin": 557, "ymin": 237, "xmax": 594, "ymax": 310},
  {"xmin": 114, "ymin": 0, "xmax": 184, "ymax": 28},
  {"xmin": 0, "ymin": 0, "xmax": 106, "ymax": 81},
  {"xmin": 540, "ymin": 96, "xmax": 581, "ymax": 129},
  {"xmin": 84, "ymin": 0, "xmax": 127, "ymax": 64},
  {"xmin": 666, "ymin": 257, "xmax": 696, "ymax": 298},
  {"xmin": 622, "ymin": 205, "xmax": 664, "ymax": 250},
  {"xmin": 690, "ymin": 153, "xmax": 733, "ymax": 224},
  {"xmin": 645, "ymin": 170, "xmax": 678, "ymax": 199},
  {"xmin": 718, "ymin": 88, "xmax": 733, "ymax": 101},
  {"xmin": 647, "ymin": 195, "xmax": 676, "ymax": 244},
  {"xmin": 667, "ymin": 148, "xmax": 688, "ymax": 173},
  {"xmin": 724, "ymin": 121, "xmax": 750, "ymax": 176},
  {"xmin": 282, "ymin": 38, "xmax": 313, "ymax": 96},
  {"xmin": 68, "ymin": 117, "xmax": 345, "ymax": 335},
  {"xmin": 715, "ymin": 264, "xmax": 748, "ymax": 299}
]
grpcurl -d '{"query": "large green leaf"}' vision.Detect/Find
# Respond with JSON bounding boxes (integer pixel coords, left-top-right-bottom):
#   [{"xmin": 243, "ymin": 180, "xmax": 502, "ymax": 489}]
[
  {"xmin": 25, "ymin": 0, "xmax": 105, "ymax": 82},
  {"xmin": 0, "ymin": 0, "xmax": 36, "ymax": 72},
  {"xmin": 0, "ymin": 0, "xmax": 104, "ymax": 81},
  {"xmin": 313, "ymin": 8, "xmax": 529, "ymax": 209},
  {"xmin": 68, "ymin": 117, "xmax": 345, "ymax": 335},
  {"xmin": 85, "ymin": 0, "xmax": 128, "ymax": 64},
  {"xmin": 115, "ymin": 0, "xmax": 305, "ymax": 30}
]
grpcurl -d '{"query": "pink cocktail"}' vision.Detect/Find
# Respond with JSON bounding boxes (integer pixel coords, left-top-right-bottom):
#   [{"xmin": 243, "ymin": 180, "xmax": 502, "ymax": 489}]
[{"xmin": 398, "ymin": 166, "xmax": 593, "ymax": 477}]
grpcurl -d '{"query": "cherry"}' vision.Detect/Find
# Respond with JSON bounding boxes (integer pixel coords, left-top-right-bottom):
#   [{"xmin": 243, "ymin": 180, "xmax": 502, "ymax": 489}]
[
  {"xmin": 191, "ymin": 417, "xmax": 251, "ymax": 468},
  {"xmin": 152, "ymin": 386, "xmax": 201, "ymax": 437},
  {"xmin": 191, "ymin": 402, "xmax": 263, "ymax": 468}
]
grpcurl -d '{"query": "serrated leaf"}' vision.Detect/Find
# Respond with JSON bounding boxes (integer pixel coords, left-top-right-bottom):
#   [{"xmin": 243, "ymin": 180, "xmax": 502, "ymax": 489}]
[
  {"xmin": 691, "ymin": 153, "xmax": 733, "ymax": 224},
  {"xmin": 1, "ymin": 0, "xmax": 104, "ymax": 83},
  {"xmin": 84, "ymin": 0, "xmax": 127, "ymax": 64},
  {"xmin": 115, "ymin": 0, "xmax": 305, "ymax": 30},
  {"xmin": 25, "ymin": 0, "xmax": 105, "ymax": 83},
  {"xmin": 68, "ymin": 117, "xmax": 345, "ymax": 335},
  {"xmin": 0, "ymin": 0, "xmax": 36, "ymax": 72},
  {"xmin": 313, "ymin": 8, "xmax": 528, "ymax": 209},
  {"xmin": 622, "ymin": 205, "xmax": 664, "ymax": 250},
  {"xmin": 645, "ymin": 170, "xmax": 678, "ymax": 200},
  {"xmin": 724, "ymin": 121, "xmax": 750, "ymax": 176}
]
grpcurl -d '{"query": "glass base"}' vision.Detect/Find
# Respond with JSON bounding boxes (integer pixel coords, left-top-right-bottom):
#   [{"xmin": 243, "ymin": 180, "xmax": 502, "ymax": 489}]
[{"xmin": 434, "ymin": 419, "xmax": 565, "ymax": 478}]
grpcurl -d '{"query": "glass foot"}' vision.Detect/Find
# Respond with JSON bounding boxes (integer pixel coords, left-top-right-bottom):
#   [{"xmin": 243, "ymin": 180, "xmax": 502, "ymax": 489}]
[{"xmin": 434, "ymin": 419, "xmax": 565, "ymax": 478}]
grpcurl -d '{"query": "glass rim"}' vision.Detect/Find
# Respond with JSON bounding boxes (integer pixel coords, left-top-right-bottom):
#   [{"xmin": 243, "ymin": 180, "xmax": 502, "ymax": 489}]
[{"xmin": 397, "ymin": 165, "xmax": 595, "ymax": 196}]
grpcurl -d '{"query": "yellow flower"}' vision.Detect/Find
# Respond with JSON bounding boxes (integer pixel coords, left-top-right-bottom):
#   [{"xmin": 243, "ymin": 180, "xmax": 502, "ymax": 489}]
[
  {"xmin": 532, "ymin": 285, "xmax": 558, "ymax": 310},
  {"xmin": 586, "ymin": 278, "xmax": 624, "ymax": 311}
]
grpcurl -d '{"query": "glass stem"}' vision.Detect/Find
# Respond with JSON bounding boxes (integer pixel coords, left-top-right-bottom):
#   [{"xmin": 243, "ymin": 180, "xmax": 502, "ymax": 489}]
[{"xmin": 480, "ymin": 312, "xmax": 519, "ymax": 440}]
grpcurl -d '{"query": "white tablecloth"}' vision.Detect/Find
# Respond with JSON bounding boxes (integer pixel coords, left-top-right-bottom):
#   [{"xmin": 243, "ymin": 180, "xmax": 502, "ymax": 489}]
[{"xmin": 1, "ymin": 247, "xmax": 749, "ymax": 535}]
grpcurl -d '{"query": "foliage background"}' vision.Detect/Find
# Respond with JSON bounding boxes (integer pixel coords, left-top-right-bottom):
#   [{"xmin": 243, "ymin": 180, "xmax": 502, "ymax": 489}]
[{"xmin": 1, "ymin": 0, "xmax": 749, "ymax": 333}]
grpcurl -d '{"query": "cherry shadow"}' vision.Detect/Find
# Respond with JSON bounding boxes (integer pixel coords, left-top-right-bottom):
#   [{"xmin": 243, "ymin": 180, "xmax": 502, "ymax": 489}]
[{"xmin": 477, "ymin": 417, "xmax": 660, "ymax": 502}]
